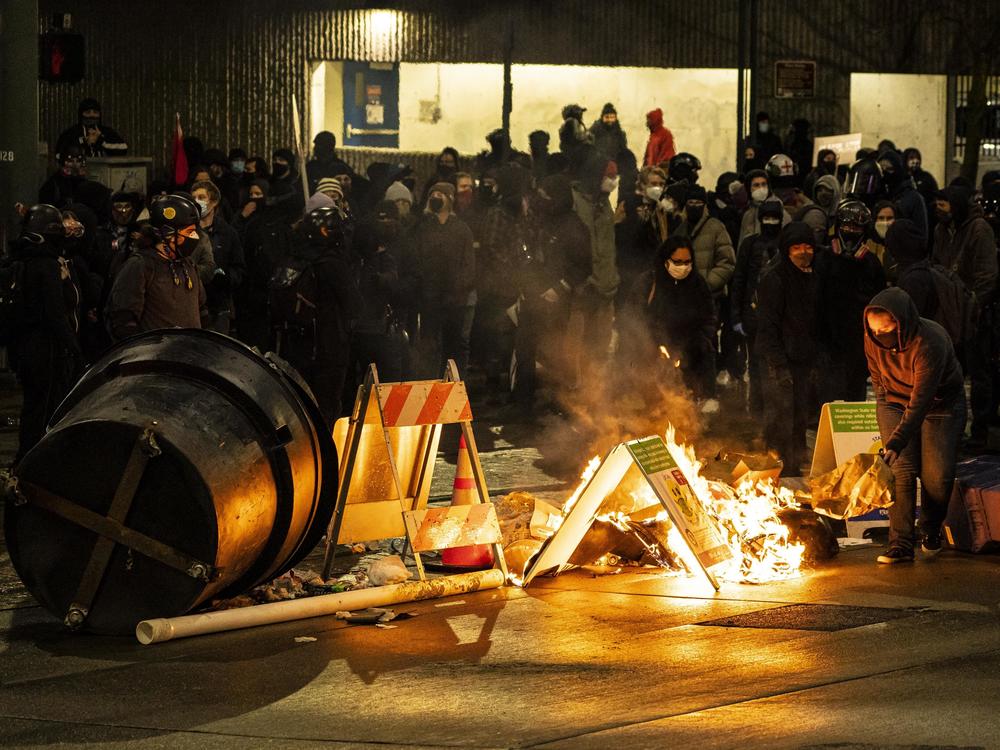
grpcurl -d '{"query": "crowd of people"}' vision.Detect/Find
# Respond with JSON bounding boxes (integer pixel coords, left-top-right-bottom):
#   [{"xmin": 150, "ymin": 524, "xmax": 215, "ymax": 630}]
[{"xmin": 8, "ymin": 97, "xmax": 1000, "ymax": 562}]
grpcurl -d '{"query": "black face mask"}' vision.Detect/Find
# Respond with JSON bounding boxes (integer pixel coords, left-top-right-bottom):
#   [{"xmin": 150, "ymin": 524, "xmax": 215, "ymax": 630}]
[
  {"xmin": 376, "ymin": 221, "xmax": 399, "ymax": 243},
  {"xmin": 478, "ymin": 184, "xmax": 497, "ymax": 203},
  {"xmin": 874, "ymin": 331, "xmax": 898, "ymax": 349},
  {"xmin": 686, "ymin": 206, "xmax": 704, "ymax": 225},
  {"xmin": 272, "ymin": 162, "xmax": 289, "ymax": 178},
  {"xmin": 935, "ymin": 209, "xmax": 953, "ymax": 224},
  {"xmin": 252, "ymin": 196, "xmax": 266, "ymax": 210},
  {"xmin": 840, "ymin": 230, "xmax": 864, "ymax": 255},
  {"xmin": 822, "ymin": 160, "xmax": 836, "ymax": 174},
  {"xmin": 761, "ymin": 220, "xmax": 781, "ymax": 237},
  {"xmin": 438, "ymin": 164, "xmax": 457, "ymax": 177},
  {"xmin": 428, "ymin": 196, "xmax": 445, "ymax": 213}
]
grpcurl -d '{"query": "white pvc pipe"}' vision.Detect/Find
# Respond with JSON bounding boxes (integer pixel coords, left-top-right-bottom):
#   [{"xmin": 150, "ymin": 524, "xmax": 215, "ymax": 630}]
[{"xmin": 135, "ymin": 568, "xmax": 505, "ymax": 645}]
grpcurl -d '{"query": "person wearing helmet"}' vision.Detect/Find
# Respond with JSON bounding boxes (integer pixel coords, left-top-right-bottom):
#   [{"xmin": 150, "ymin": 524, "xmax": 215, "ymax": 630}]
[
  {"xmin": 755, "ymin": 222, "xmax": 820, "ymax": 472},
  {"xmin": 667, "ymin": 152, "xmax": 701, "ymax": 186},
  {"xmin": 643, "ymin": 108, "xmax": 676, "ymax": 167},
  {"xmin": 8, "ymin": 205, "xmax": 83, "ymax": 464},
  {"xmin": 815, "ymin": 199, "xmax": 887, "ymax": 402},
  {"xmin": 268, "ymin": 206, "xmax": 362, "ymax": 427},
  {"xmin": 878, "ymin": 149, "xmax": 928, "ymax": 240},
  {"xmin": 842, "ymin": 157, "xmax": 888, "ymax": 210},
  {"xmin": 106, "ymin": 194, "xmax": 206, "ymax": 342}
]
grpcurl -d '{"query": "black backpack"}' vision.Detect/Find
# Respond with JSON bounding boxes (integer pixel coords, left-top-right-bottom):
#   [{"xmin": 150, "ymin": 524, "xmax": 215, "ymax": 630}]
[
  {"xmin": 0, "ymin": 257, "xmax": 26, "ymax": 346},
  {"xmin": 268, "ymin": 255, "xmax": 320, "ymax": 356},
  {"xmin": 926, "ymin": 262, "xmax": 978, "ymax": 347}
]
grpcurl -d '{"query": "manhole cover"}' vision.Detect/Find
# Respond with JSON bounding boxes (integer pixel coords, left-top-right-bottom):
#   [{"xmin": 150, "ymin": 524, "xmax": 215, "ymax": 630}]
[{"xmin": 697, "ymin": 604, "xmax": 916, "ymax": 632}]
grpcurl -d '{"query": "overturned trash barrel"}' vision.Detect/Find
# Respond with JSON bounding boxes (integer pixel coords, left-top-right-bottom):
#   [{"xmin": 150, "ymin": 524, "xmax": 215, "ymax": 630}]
[{"xmin": 4, "ymin": 329, "xmax": 337, "ymax": 634}]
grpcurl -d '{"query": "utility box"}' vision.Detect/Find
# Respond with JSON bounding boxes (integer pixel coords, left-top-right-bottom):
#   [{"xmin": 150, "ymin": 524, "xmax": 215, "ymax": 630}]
[{"xmin": 85, "ymin": 157, "xmax": 153, "ymax": 195}]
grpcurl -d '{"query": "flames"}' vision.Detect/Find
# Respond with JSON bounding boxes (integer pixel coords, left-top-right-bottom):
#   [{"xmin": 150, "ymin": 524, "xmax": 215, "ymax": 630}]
[{"xmin": 545, "ymin": 426, "xmax": 804, "ymax": 586}]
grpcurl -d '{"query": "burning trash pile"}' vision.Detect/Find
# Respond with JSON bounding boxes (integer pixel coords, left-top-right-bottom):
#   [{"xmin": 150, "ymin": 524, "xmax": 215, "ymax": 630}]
[{"xmin": 498, "ymin": 426, "xmax": 845, "ymax": 587}]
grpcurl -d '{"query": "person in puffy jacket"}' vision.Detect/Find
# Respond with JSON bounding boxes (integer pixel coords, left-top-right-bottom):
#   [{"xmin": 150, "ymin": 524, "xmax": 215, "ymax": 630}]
[{"xmin": 643, "ymin": 108, "xmax": 676, "ymax": 167}]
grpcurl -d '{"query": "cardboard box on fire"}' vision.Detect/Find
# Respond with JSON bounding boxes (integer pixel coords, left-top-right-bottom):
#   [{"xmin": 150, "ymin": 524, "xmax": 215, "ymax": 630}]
[
  {"xmin": 522, "ymin": 435, "xmax": 732, "ymax": 590},
  {"xmin": 810, "ymin": 401, "xmax": 887, "ymax": 537}
]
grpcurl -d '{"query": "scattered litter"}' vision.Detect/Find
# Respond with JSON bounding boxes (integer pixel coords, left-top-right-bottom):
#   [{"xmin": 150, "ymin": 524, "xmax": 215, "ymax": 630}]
[
  {"xmin": 838, "ymin": 537, "xmax": 874, "ymax": 547},
  {"xmin": 810, "ymin": 453, "xmax": 894, "ymax": 519},
  {"xmin": 335, "ymin": 607, "xmax": 398, "ymax": 625},
  {"xmin": 375, "ymin": 623, "xmax": 398, "ymax": 629},
  {"xmin": 294, "ymin": 636, "xmax": 317, "ymax": 643},
  {"xmin": 367, "ymin": 555, "xmax": 412, "ymax": 586}
]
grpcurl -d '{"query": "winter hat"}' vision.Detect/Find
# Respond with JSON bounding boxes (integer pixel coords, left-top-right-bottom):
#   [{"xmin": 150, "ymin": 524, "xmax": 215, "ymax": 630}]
[
  {"xmin": 429, "ymin": 181, "xmax": 456, "ymax": 201},
  {"xmin": 758, "ymin": 198, "xmax": 784, "ymax": 222},
  {"xmin": 561, "ymin": 103, "xmax": 586, "ymax": 122},
  {"xmin": 305, "ymin": 191, "xmax": 335, "ymax": 213},
  {"xmin": 601, "ymin": 102, "xmax": 617, "ymax": 117},
  {"xmin": 686, "ymin": 185, "xmax": 707, "ymax": 203},
  {"xmin": 385, "ymin": 181, "xmax": 413, "ymax": 204},
  {"xmin": 779, "ymin": 221, "xmax": 815, "ymax": 255},
  {"xmin": 316, "ymin": 177, "xmax": 343, "ymax": 199},
  {"xmin": 885, "ymin": 218, "xmax": 927, "ymax": 265}
]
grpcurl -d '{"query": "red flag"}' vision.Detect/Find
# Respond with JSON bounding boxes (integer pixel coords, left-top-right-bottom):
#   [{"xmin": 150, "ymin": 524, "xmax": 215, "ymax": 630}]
[{"xmin": 172, "ymin": 112, "xmax": 188, "ymax": 187}]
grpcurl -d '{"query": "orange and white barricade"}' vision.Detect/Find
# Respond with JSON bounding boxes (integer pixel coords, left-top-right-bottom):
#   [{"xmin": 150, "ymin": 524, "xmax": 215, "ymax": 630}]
[{"xmin": 321, "ymin": 360, "xmax": 507, "ymax": 582}]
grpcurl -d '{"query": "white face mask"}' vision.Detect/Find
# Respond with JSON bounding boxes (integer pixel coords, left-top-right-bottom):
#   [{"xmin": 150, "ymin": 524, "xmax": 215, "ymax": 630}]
[
  {"xmin": 645, "ymin": 185, "xmax": 663, "ymax": 201},
  {"xmin": 758, "ymin": 121, "xmax": 770, "ymax": 134},
  {"xmin": 660, "ymin": 198, "xmax": 678, "ymax": 214},
  {"xmin": 601, "ymin": 176, "xmax": 619, "ymax": 194},
  {"xmin": 751, "ymin": 187, "xmax": 768, "ymax": 203},
  {"xmin": 667, "ymin": 260, "xmax": 692, "ymax": 280},
  {"xmin": 875, "ymin": 220, "xmax": 893, "ymax": 239},
  {"xmin": 195, "ymin": 198, "xmax": 210, "ymax": 216}
]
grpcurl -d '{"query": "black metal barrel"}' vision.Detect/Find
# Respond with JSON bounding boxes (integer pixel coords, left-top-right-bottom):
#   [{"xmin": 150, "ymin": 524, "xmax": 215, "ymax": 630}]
[{"xmin": 4, "ymin": 329, "xmax": 337, "ymax": 634}]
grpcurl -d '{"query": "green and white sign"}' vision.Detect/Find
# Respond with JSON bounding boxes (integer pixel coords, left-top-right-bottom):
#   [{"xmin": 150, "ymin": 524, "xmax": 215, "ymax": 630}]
[{"xmin": 810, "ymin": 401, "xmax": 882, "ymax": 477}]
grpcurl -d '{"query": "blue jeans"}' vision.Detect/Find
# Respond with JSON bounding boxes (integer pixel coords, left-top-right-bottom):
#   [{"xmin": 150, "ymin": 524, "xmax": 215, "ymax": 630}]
[{"xmin": 876, "ymin": 396, "xmax": 966, "ymax": 551}]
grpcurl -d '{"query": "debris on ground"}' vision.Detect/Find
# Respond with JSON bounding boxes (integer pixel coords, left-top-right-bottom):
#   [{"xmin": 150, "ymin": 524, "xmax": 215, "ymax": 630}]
[
  {"xmin": 367, "ymin": 555, "xmax": 412, "ymax": 586},
  {"xmin": 294, "ymin": 636, "xmax": 317, "ymax": 643},
  {"xmin": 335, "ymin": 607, "xmax": 405, "ymax": 625},
  {"xmin": 809, "ymin": 453, "xmax": 894, "ymax": 519}
]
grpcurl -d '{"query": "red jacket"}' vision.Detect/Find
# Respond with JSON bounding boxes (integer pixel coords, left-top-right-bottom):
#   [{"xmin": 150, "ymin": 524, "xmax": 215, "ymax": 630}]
[{"xmin": 644, "ymin": 108, "xmax": 676, "ymax": 167}]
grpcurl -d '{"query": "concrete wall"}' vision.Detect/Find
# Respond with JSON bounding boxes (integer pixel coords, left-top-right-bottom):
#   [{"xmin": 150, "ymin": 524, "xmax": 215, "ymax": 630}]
[
  {"xmin": 850, "ymin": 73, "xmax": 948, "ymax": 186},
  {"xmin": 392, "ymin": 63, "xmax": 739, "ymax": 187}
]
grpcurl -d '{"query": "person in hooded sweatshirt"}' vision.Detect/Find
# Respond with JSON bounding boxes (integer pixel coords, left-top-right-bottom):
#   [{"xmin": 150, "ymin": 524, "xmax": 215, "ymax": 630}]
[
  {"xmin": 306, "ymin": 131, "xmax": 350, "ymax": 195},
  {"xmin": 802, "ymin": 149, "xmax": 838, "ymax": 200},
  {"xmin": 631, "ymin": 235, "xmax": 717, "ymax": 400},
  {"xmin": 738, "ymin": 169, "xmax": 792, "ymax": 246},
  {"xmin": 864, "ymin": 287, "xmax": 965, "ymax": 563},
  {"xmin": 590, "ymin": 103, "xmax": 629, "ymax": 165},
  {"xmin": 731, "ymin": 199, "xmax": 784, "ymax": 417},
  {"xmin": 744, "ymin": 112, "xmax": 783, "ymax": 164},
  {"xmin": 55, "ymin": 98, "xmax": 128, "ymax": 161},
  {"xmin": 887, "ymin": 218, "xmax": 938, "ymax": 320},
  {"xmin": 755, "ymin": 222, "xmax": 820, "ymax": 472},
  {"xmin": 643, "ymin": 108, "xmax": 676, "ymax": 167},
  {"xmin": 878, "ymin": 149, "xmax": 928, "ymax": 240},
  {"xmin": 933, "ymin": 185, "xmax": 999, "ymax": 449},
  {"xmin": 269, "ymin": 148, "xmax": 305, "ymax": 223}
]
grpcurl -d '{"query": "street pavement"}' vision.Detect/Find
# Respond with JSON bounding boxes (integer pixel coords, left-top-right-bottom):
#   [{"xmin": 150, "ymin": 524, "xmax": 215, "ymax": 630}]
[{"xmin": 2, "ymin": 374, "xmax": 1000, "ymax": 748}]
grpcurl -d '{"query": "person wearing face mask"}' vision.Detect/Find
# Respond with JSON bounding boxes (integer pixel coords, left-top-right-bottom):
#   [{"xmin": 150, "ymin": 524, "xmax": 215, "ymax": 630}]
[
  {"xmin": 245, "ymin": 155, "xmax": 271, "ymax": 184},
  {"xmin": 745, "ymin": 112, "xmax": 783, "ymax": 164},
  {"xmin": 933, "ymin": 185, "xmax": 999, "ymax": 450},
  {"xmin": 385, "ymin": 181, "xmax": 415, "ymax": 228},
  {"xmin": 756, "ymin": 222, "xmax": 820, "ymax": 472},
  {"xmin": 738, "ymin": 169, "xmax": 792, "ymax": 246},
  {"xmin": 55, "ymin": 98, "xmax": 128, "ymax": 162},
  {"xmin": 228, "ymin": 148, "xmax": 248, "ymax": 181},
  {"xmin": 867, "ymin": 200, "xmax": 899, "ymax": 280},
  {"xmin": 39, "ymin": 147, "xmax": 88, "ymax": 208},
  {"xmin": 864, "ymin": 288, "xmax": 965, "ymax": 563},
  {"xmin": 107, "ymin": 194, "xmax": 206, "ymax": 341},
  {"xmin": 810, "ymin": 173, "xmax": 841, "ymax": 224},
  {"xmin": 348, "ymin": 200, "xmax": 404, "ymax": 392},
  {"xmin": 190, "ymin": 180, "xmax": 245, "ymax": 334},
  {"xmin": 708, "ymin": 171, "xmax": 742, "ymax": 246},
  {"xmin": 673, "ymin": 185, "xmax": 735, "ymax": 299},
  {"xmin": 887, "ymin": 218, "xmax": 938, "ymax": 320},
  {"xmin": 802, "ymin": 149, "xmax": 838, "ymax": 200},
  {"xmin": 628, "ymin": 236, "xmax": 716, "ymax": 400},
  {"xmin": 233, "ymin": 180, "xmax": 291, "ymax": 351},
  {"xmin": 8, "ymin": 205, "xmax": 84, "ymax": 464},
  {"xmin": 269, "ymin": 147, "xmax": 305, "ymax": 224},
  {"xmin": 404, "ymin": 181, "xmax": 476, "ymax": 378},
  {"xmin": 878, "ymin": 149, "xmax": 927, "ymax": 241},
  {"xmin": 95, "ymin": 191, "xmax": 143, "ymax": 280},
  {"xmin": 731, "ymin": 199, "xmax": 784, "ymax": 418},
  {"xmin": 815, "ymin": 199, "xmax": 887, "ymax": 403},
  {"xmin": 474, "ymin": 164, "xmax": 533, "ymax": 398},
  {"xmin": 903, "ymin": 147, "xmax": 939, "ymax": 201},
  {"xmin": 616, "ymin": 166, "xmax": 669, "ymax": 311},
  {"xmin": 571, "ymin": 155, "xmax": 620, "ymax": 383}
]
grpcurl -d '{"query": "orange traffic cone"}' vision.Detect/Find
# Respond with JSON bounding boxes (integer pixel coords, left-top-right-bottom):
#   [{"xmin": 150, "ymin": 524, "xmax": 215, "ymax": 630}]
[{"xmin": 441, "ymin": 434, "xmax": 495, "ymax": 569}]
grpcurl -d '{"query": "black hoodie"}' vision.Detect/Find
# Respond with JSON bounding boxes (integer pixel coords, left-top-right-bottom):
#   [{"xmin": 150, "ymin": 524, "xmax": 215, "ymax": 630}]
[
  {"xmin": 888, "ymin": 218, "xmax": 937, "ymax": 319},
  {"xmin": 54, "ymin": 98, "xmax": 129, "ymax": 160},
  {"xmin": 755, "ymin": 221, "xmax": 819, "ymax": 368},
  {"xmin": 864, "ymin": 287, "xmax": 964, "ymax": 453},
  {"xmin": 932, "ymin": 185, "xmax": 998, "ymax": 302}
]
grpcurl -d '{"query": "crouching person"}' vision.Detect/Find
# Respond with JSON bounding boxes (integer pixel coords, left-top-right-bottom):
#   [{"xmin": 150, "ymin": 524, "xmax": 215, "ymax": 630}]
[{"xmin": 865, "ymin": 287, "xmax": 966, "ymax": 563}]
